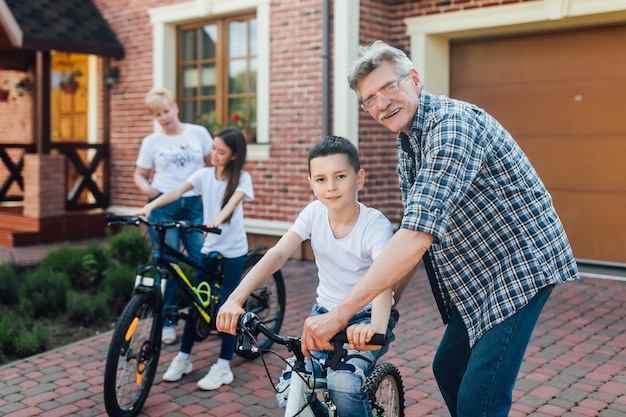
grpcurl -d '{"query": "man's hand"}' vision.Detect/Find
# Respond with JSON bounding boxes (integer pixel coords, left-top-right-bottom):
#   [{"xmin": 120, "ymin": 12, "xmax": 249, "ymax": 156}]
[
  {"xmin": 301, "ymin": 311, "xmax": 346, "ymax": 357},
  {"xmin": 216, "ymin": 300, "xmax": 245, "ymax": 336}
]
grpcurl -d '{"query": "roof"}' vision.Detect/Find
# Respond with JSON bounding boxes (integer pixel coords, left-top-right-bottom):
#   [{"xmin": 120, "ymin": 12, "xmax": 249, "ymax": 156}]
[{"xmin": 0, "ymin": 0, "xmax": 124, "ymax": 70}]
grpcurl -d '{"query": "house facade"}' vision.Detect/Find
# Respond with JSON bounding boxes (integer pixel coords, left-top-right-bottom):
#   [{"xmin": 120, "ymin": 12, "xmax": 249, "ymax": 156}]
[{"xmin": 1, "ymin": 0, "xmax": 625, "ymax": 264}]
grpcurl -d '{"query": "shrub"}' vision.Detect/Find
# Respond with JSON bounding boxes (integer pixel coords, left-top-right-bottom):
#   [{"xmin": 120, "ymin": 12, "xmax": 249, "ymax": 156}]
[
  {"xmin": 82, "ymin": 242, "xmax": 111, "ymax": 287},
  {"xmin": 38, "ymin": 246, "xmax": 87, "ymax": 287},
  {"xmin": 67, "ymin": 289, "xmax": 112, "ymax": 325},
  {"xmin": 108, "ymin": 227, "xmax": 151, "ymax": 267},
  {"xmin": 14, "ymin": 324, "xmax": 49, "ymax": 358},
  {"xmin": 0, "ymin": 309, "xmax": 24, "ymax": 356},
  {"xmin": 19, "ymin": 269, "xmax": 70, "ymax": 317},
  {"xmin": 0, "ymin": 261, "xmax": 18, "ymax": 305},
  {"xmin": 103, "ymin": 265, "xmax": 136, "ymax": 313}
]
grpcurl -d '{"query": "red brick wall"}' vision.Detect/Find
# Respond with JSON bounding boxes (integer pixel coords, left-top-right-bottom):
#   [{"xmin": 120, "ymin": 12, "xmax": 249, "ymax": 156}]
[
  {"xmin": 94, "ymin": 0, "xmax": 186, "ymax": 208},
  {"xmin": 1, "ymin": 0, "xmax": 537, "ymax": 226}
]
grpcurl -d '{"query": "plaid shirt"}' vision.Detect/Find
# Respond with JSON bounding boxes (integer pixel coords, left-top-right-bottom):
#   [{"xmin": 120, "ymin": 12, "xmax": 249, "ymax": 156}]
[{"xmin": 398, "ymin": 90, "xmax": 579, "ymax": 346}]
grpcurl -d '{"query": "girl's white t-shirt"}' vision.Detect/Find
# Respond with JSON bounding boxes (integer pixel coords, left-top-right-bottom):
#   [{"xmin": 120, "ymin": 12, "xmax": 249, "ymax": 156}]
[
  {"xmin": 289, "ymin": 200, "xmax": 393, "ymax": 311},
  {"xmin": 136, "ymin": 123, "xmax": 213, "ymax": 197},
  {"xmin": 187, "ymin": 167, "xmax": 254, "ymax": 258}
]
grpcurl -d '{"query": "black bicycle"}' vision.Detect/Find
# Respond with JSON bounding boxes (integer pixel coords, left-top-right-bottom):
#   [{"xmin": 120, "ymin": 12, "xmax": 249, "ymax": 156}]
[
  {"xmin": 237, "ymin": 311, "xmax": 405, "ymax": 417},
  {"xmin": 102, "ymin": 215, "xmax": 286, "ymax": 417}
]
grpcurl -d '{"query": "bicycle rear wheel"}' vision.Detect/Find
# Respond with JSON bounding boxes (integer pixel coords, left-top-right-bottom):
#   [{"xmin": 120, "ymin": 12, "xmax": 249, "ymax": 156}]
[
  {"xmin": 103, "ymin": 290, "xmax": 162, "ymax": 417},
  {"xmin": 236, "ymin": 251, "xmax": 286, "ymax": 359},
  {"xmin": 363, "ymin": 362, "xmax": 405, "ymax": 417}
]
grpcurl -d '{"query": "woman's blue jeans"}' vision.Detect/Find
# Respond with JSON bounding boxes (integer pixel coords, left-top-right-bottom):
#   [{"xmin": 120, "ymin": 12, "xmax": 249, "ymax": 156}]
[
  {"xmin": 433, "ymin": 284, "xmax": 554, "ymax": 417},
  {"xmin": 276, "ymin": 305, "xmax": 399, "ymax": 417},
  {"xmin": 147, "ymin": 195, "xmax": 204, "ymax": 328},
  {"xmin": 179, "ymin": 254, "xmax": 246, "ymax": 360}
]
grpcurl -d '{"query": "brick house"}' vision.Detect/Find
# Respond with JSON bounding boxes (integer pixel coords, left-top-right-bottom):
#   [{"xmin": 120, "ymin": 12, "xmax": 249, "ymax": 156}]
[{"xmin": 0, "ymin": 0, "xmax": 625, "ymax": 264}]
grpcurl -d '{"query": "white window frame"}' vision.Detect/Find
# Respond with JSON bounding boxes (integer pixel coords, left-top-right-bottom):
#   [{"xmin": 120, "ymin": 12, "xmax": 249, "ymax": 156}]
[{"xmin": 148, "ymin": 0, "xmax": 271, "ymax": 159}]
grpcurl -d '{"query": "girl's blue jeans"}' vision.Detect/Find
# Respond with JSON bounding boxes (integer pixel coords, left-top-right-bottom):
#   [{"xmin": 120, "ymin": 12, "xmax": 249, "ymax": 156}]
[
  {"xmin": 433, "ymin": 284, "xmax": 554, "ymax": 417},
  {"xmin": 179, "ymin": 254, "xmax": 246, "ymax": 360},
  {"xmin": 276, "ymin": 305, "xmax": 400, "ymax": 417},
  {"xmin": 147, "ymin": 195, "xmax": 204, "ymax": 328}
]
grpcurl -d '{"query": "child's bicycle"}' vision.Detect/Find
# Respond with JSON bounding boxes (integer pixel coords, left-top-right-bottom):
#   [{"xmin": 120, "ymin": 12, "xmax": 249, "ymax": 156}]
[
  {"xmin": 237, "ymin": 311, "xmax": 405, "ymax": 417},
  {"xmin": 102, "ymin": 215, "xmax": 286, "ymax": 417}
]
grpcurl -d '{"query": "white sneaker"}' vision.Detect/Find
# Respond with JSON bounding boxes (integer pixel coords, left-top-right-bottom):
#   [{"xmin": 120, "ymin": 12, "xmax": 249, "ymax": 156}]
[
  {"xmin": 197, "ymin": 364, "xmax": 234, "ymax": 390},
  {"xmin": 162, "ymin": 327, "xmax": 177, "ymax": 345},
  {"xmin": 162, "ymin": 357, "xmax": 192, "ymax": 382}
]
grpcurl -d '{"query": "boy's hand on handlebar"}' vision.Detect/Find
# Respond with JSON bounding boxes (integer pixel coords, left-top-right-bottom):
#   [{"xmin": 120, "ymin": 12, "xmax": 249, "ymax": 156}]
[
  {"xmin": 216, "ymin": 300, "xmax": 245, "ymax": 335},
  {"xmin": 346, "ymin": 323, "xmax": 381, "ymax": 351}
]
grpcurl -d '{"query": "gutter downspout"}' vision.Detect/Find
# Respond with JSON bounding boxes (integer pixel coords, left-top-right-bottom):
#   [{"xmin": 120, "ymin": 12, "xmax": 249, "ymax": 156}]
[{"xmin": 322, "ymin": 0, "xmax": 330, "ymax": 137}]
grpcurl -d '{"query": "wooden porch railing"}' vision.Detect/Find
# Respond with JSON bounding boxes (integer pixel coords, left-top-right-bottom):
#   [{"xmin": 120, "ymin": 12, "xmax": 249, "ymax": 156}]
[{"xmin": 0, "ymin": 142, "xmax": 109, "ymax": 210}]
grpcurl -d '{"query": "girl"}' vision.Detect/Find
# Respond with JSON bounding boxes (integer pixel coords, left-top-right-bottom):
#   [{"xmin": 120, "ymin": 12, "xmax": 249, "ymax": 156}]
[{"xmin": 134, "ymin": 128, "xmax": 253, "ymax": 390}]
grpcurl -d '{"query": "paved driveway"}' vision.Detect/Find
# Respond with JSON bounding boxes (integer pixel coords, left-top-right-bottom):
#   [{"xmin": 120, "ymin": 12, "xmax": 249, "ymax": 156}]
[{"xmin": 1, "ymin": 259, "xmax": 626, "ymax": 417}]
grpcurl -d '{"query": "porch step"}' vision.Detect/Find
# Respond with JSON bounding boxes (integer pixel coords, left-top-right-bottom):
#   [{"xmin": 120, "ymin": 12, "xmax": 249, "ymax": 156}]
[{"xmin": 0, "ymin": 207, "xmax": 107, "ymax": 247}]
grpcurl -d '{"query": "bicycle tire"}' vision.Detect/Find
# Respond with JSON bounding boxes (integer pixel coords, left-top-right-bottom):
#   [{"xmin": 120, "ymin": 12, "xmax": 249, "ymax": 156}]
[
  {"xmin": 363, "ymin": 362, "xmax": 405, "ymax": 417},
  {"xmin": 235, "ymin": 252, "xmax": 286, "ymax": 359},
  {"xmin": 103, "ymin": 290, "xmax": 162, "ymax": 417}
]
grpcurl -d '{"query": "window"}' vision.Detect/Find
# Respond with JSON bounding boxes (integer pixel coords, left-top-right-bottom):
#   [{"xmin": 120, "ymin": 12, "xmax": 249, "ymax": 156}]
[{"xmin": 178, "ymin": 15, "xmax": 257, "ymax": 142}]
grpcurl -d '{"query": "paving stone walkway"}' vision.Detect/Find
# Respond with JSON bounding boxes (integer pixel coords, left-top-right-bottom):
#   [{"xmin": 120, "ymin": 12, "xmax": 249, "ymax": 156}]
[{"xmin": 1, "ymin": 259, "xmax": 626, "ymax": 417}]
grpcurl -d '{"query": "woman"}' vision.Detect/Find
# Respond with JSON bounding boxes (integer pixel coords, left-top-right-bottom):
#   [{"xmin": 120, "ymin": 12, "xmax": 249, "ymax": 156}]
[{"xmin": 134, "ymin": 87, "xmax": 213, "ymax": 345}]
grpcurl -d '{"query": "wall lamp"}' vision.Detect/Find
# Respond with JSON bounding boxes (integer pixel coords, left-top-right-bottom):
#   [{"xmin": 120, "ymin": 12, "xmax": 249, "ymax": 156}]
[{"xmin": 104, "ymin": 67, "xmax": 120, "ymax": 88}]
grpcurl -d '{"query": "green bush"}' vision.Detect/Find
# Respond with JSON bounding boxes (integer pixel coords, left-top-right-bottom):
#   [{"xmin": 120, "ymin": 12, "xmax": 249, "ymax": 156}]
[
  {"xmin": 0, "ymin": 261, "xmax": 19, "ymax": 305},
  {"xmin": 14, "ymin": 324, "xmax": 49, "ymax": 357},
  {"xmin": 18, "ymin": 269, "xmax": 70, "ymax": 318},
  {"xmin": 102, "ymin": 265, "xmax": 137, "ymax": 304},
  {"xmin": 38, "ymin": 246, "xmax": 87, "ymax": 287},
  {"xmin": 108, "ymin": 227, "xmax": 151, "ymax": 267},
  {"xmin": 67, "ymin": 289, "xmax": 112, "ymax": 325},
  {"xmin": 0, "ymin": 309, "xmax": 23, "ymax": 356},
  {"xmin": 82, "ymin": 242, "xmax": 111, "ymax": 287}
]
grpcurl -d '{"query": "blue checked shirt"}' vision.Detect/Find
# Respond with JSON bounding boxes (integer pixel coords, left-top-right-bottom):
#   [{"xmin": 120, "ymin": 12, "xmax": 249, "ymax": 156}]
[{"xmin": 398, "ymin": 90, "xmax": 579, "ymax": 347}]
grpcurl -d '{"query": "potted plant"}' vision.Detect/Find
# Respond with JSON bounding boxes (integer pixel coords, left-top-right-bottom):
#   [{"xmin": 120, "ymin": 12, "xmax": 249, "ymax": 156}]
[{"xmin": 60, "ymin": 69, "xmax": 83, "ymax": 94}]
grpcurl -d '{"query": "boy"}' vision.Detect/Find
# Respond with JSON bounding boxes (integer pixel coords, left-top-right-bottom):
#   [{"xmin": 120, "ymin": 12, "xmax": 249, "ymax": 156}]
[{"xmin": 216, "ymin": 135, "xmax": 399, "ymax": 417}]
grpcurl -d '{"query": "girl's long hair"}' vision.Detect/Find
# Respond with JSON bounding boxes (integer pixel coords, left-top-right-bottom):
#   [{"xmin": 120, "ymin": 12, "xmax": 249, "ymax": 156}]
[{"xmin": 215, "ymin": 128, "xmax": 247, "ymax": 223}]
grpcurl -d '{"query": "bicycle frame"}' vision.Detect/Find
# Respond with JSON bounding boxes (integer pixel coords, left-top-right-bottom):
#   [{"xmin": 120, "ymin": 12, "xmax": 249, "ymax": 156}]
[
  {"xmin": 143, "ymin": 238, "xmax": 220, "ymax": 326},
  {"xmin": 237, "ymin": 312, "xmax": 389, "ymax": 417}
]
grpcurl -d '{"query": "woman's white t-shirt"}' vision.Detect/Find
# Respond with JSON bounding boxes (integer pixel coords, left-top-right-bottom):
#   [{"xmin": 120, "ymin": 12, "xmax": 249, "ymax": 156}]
[
  {"xmin": 187, "ymin": 167, "xmax": 254, "ymax": 258},
  {"xmin": 289, "ymin": 200, "xmax": 393, "ymax": 311},
  {"xmin": 136, "ymin": 123, "xmax": 213, "ymax": 197}
]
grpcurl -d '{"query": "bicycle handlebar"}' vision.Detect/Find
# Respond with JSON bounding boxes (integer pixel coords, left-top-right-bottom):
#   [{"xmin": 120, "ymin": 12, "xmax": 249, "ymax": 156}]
[
  {"xmin": 105, "ymin": 214, "xmax": 221, "ymax": 235},
  {"xmin": 237, "ymin": 312, "xmax": 387, "ymax": 358}
]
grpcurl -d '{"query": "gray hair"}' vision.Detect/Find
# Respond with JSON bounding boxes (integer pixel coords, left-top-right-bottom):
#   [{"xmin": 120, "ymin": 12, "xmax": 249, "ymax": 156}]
[{"xmin": 347, "ymin": 41, "xmax": 413, "ymax": 92}]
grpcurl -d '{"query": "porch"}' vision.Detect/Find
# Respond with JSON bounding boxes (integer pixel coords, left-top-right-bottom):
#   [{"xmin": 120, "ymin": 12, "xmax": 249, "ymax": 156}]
[
  {"xmin": 0, "ymin": 0, "xmax": 124, "ymax": 248},
  {"xmin": 0, "ymin": 142, "xmax": 109, "ymax": 247}
]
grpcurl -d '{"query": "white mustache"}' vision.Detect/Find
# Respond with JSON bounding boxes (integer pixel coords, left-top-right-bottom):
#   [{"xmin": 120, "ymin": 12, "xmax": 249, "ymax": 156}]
[{"xmin": 378, "ymin": 105, "xmax": 402, "ymax": 122}]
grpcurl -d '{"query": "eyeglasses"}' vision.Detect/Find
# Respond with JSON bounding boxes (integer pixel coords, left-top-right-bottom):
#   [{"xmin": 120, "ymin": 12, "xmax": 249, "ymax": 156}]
[{"xmin": 360, "ymin": 73, "xmax": 409, "ymax": 112}]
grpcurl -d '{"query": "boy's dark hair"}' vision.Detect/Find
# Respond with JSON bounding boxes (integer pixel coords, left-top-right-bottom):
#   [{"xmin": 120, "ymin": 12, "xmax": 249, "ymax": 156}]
[{"xmin": 308, "ymin": 136, "xmax": 360, "ymax": 174}]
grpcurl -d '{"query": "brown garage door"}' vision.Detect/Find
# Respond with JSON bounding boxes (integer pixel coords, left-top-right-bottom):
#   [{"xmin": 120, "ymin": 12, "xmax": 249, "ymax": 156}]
[{"xmin": 450, "ymin": 24, "xmax": 626, "ymax": 264}]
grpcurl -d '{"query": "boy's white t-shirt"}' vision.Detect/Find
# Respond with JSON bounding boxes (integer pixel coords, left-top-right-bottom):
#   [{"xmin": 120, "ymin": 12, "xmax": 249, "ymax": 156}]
[
  {"xmin": 135, "ymin": 123, "xmax": 213, "ymax": 197},
  {"xmin": 289, "ymin": 200, "xmax": 394, "ymax": 312},
  {"xmin": 186, "ymin": 167, "xmax": 254, "ymax": 258}
]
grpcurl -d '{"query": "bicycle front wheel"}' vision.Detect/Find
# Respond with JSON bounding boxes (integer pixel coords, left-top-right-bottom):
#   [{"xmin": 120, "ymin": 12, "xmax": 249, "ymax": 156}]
[
  {"xmin": 103, "ymin": 290, "xmax": 162, "ymax": 417},
  {"xmin": 363, "ymin": 362, "xmax": 405, "ymax": 417},
  {"xmin": 236, "ymin": 251, "xmax": 286, "ymax": 359}
]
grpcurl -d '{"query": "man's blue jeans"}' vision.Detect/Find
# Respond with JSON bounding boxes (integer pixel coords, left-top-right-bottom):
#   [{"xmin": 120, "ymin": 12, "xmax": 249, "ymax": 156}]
[
  {"xmin": 433, "ymin": 284, "xmax": 554, "ymax": 417},
  {"xmin": 148, "ymin": 195, "xmax": 204, "ymax": 328}
]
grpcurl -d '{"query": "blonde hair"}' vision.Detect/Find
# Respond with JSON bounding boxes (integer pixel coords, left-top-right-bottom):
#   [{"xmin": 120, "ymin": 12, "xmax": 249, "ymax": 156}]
[{"xmin": 145, "ymin": 87, "xmax": 175, "ymax": 112}]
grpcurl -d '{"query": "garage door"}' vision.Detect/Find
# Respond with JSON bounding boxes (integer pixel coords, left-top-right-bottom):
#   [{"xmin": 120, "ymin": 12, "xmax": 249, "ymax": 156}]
[{"xmin": 450, "ymin": 24, "xmax": 626, "ymax": 264}]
